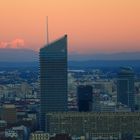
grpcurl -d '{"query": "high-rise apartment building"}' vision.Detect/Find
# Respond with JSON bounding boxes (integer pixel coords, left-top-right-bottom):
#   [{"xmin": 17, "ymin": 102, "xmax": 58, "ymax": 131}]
[
  {"xmin": 117, "ymin": 67, "xmax": 135, "ymax": 111},
  {"xmin": 40, "ymin": 35, "xmax": 68, "ymax": 131}
]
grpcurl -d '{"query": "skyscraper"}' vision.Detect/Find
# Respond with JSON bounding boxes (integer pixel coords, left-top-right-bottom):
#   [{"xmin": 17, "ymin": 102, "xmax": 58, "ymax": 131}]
[
  {"xmin": 77, "ymin": 85, "xmax": 93, "ymax": 112},
  {"xmin": 117, "ymin": 67, "xmax": 135, "ymax": 111},
  {"xmin": 40, "ymin": 35, "xmax": 68, "ymax": 131}
]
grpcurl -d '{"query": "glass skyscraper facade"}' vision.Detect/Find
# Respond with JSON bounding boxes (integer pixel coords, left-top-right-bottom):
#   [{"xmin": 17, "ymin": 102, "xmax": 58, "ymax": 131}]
[
  {"xmin": 39, "ymin": 35, "xmax": 68, "ymax": 131},
  {"xmin": 117, "ymin": 67, "xmax": 135, "ymax": 111}
]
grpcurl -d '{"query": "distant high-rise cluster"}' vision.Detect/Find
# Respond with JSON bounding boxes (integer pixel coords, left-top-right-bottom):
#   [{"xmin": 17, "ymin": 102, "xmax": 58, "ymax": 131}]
[{"xmin": 38, "ymin": 34, "xmax": 139, "ymax": 140}]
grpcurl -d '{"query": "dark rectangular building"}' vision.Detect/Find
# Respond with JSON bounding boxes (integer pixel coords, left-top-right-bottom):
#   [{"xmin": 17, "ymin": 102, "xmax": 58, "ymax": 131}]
[{"xmin": 77, "ymin": 85, "xmax": 93, "ymax": 112}]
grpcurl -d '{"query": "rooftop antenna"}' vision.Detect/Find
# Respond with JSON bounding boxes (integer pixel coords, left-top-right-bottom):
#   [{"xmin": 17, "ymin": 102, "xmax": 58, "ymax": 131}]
[{"xmin": 46, "ymin": 16, "xmax": 49, "ymax": 45}]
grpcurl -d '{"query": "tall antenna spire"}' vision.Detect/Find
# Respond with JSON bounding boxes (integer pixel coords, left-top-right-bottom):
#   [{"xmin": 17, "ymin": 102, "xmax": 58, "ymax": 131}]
[{"xmin": 46, "ymin": 16, "xmax": 49, "ymax": 45}]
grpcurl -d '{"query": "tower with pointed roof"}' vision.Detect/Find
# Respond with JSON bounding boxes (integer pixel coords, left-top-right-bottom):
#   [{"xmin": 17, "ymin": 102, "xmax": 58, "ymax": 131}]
[{"xmin": 39, "ymin": 35, "xmax": 68, "ymax": 131}]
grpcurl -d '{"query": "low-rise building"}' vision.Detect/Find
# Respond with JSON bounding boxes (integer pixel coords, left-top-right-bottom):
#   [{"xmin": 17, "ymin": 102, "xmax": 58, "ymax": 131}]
[{"xmin": 30, "ymin": 131, "xmax": 49, "ymax": 140}]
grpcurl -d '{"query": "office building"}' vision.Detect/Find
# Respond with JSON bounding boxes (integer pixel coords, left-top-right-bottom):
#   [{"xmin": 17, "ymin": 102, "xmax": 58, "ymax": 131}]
[
  {"xmin": 117, "ymin": 67, "xmax": 135, "ymax": 111},
  {"xmin": 1, "ymin": 104, "xmax": 17, "ymax": 124},
  {"xmin": 99, "ymin": 101, "xmax": 116, "ymax": 112},
  {"xmin": 46, "ymin": 112, "xmax": 140, "ymax": 139},
  {"xmin": 40, "ymin": 35, "xmax": 68, "ymax": 131},
  {"xmin": 77, "ymin": 85, "xmax": 93, "ymax": 112}
]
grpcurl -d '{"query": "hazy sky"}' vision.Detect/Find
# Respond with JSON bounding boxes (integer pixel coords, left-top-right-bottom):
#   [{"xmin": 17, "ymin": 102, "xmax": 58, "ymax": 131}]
[{"xmin": 0, "ymin": 0, "xmax": 140, "ymax": 53}]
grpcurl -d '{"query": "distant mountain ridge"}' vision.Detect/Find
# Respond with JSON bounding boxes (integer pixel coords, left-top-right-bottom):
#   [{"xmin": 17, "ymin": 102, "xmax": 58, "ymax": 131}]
[
  {"xmin": 0, "ymin": 48, "xmax": 38, "ymax": 62},
  {"xmin": 0, "ymin": 48, "xmax": 140, "ymax": 62},
  {"xmin": 69, "ymin": 52, "xmax": 140, "ymax": 61}
]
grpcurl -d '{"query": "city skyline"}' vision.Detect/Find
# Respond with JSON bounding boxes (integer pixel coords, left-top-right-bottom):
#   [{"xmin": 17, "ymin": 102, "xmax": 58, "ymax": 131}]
[
  {"xmin": 0, "ymin": 1, "xmax": 140, "ymax": 139},
  {"xmin": 0, "ymin": 0, "xmax": 140, "ymax": 53}
]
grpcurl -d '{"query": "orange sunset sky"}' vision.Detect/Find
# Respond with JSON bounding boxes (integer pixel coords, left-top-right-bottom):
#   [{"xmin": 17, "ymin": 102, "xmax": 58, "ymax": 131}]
[{"xmin": 0, "ymin": 0, "xmax": 140, "ymax": 53}]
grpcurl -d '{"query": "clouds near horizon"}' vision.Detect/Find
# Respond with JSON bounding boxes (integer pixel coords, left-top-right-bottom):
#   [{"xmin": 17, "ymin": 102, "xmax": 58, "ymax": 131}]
[
  {"xmin": 0, "ymin": 0, "xmax": 140, "ymax": 52},
  {"xmin": 0, "ymin": 39, "xmax": 25, "ymax": 49}
]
